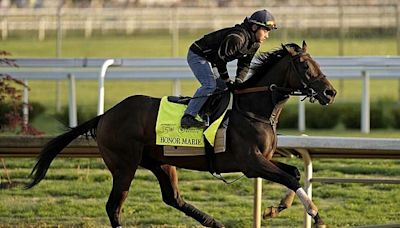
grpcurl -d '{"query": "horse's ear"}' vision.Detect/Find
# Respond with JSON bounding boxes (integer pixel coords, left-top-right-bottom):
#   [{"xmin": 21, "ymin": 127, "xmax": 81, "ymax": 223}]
[
  {"xmin": 302, "ymin": 40, "xmax": 308, "ymax": 52},
  {"xmin": 281, "ymin": 43, "xmax": 287, "ymax": 53},
  {"xmin": 283, "ymin": 44, "xmax": 296, "ymax": 56}
]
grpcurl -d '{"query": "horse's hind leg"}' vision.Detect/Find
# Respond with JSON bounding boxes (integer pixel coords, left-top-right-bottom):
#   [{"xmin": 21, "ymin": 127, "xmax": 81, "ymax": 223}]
[
  {"xmin": 142, "ymin": 162, "xmax": 224, "ymax": 228},
  {"xmin": 100, "ymin": 144, "xmax": 142, "ymax": 228},
  {"xmin": 263, "ymin": 160, "xmax": 299, "ymax": 219},
  {"xmin": 106, "ymin": 168, "xmax": 137, "ymax": 228}
]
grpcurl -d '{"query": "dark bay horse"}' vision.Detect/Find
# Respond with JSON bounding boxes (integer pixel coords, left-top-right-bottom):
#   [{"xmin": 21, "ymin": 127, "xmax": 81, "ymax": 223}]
[{"xmin": 27, "ymin": 41, "xmax": 336, "ymax": 228}]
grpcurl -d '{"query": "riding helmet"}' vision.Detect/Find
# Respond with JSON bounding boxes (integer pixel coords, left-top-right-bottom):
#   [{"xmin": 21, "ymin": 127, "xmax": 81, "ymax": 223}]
[{"xmin": 248, "ymin": 9, "xmax": 277, "ymax": 30}]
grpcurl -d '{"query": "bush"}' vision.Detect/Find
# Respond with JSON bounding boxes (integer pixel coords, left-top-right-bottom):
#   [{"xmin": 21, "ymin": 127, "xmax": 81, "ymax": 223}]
[
  {"xmin": 277, "ymin": 100, "xmax": 397, "ymax": 130},
  {"xmin": 0, "ymin": 102, "xmax": 46, "ymax": 125},
  {"xmin": 54, "ymin": 106, "xmax": 97, "ymax": 127},
  {"xmin": 391, "ymin": 105, "xmax": 400, "ymax": 129},
  {"xmin": 278, "ymin": 104, "xmax": 298, "ymax": 129},
  {"xmin": 0, "ymin": 103, "xmax": 12, "ymax": 127},
  {"xmin": 340, "ymin": 101, "xmax": 392, "ymax": 129},
  {"xmin": 306, "ymin": 104, "xmax": 340, "ymax": 129},
  {"xmin": 278, "ymin": 102, "xmax": 340, "ymax": 129},
  {"xmin": 370, "ymin": 104, "xmax": 387, "ymax": 129},
  {"xmin": 341, "ymin": 103, "xmax": 361, "ymax": 129},
  {"xmin": 29, "ymin": 102, "xmax": 46, "ymax": 121}
]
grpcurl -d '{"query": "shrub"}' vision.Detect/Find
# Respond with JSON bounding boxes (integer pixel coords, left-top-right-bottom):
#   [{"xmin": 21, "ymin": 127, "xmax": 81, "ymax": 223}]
[
  {"xmin": 370, "ymin": 104, "xmax": 387, "ymax": 129},
  {"xmin": 54, "ymin": 106, "xmax": 97, "ymax": 127},
  {"xmin": 306, "ymin": 104, "xmax": 340, "ymax": 129},
  {"xmin": 278, "ymin": 104, "xmax": 298, "ymax": 129},
  {"xmin": 1, "ymin": 51, "xmax": 42, "ymax": 134},
  {"xmin": 0, "ymin": 102, "xmax": 46, "ymax": 126},
  {"xmin": 340, "ymin": 101, "xmax": 392, "ymax": 129},
  {"xmin": 340, "ymin": 103, "xmax": 361, "ymax": 129},
  {"xmin": 29, "ymin": 102, "xmax": 46, "ymax": 121},
  {"xmin": 0, "ymin": 103, "xmax": 11, "ymax": 126},
  {"xmin": 391, "ymin": 105, "xmax": 400, "ymax": 129}
]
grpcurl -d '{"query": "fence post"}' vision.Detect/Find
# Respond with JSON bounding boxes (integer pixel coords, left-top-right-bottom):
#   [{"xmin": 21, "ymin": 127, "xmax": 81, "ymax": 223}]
[
  {"xmin": 56, "ymin": 4, "xmax": 63, "ymax": 58},
  {"xmin": 23, "ymin": 80, "xmax": 29, "ymax": 131},
  {"xmin": 361, "ymin": 70, "xmax": 370, "ymax": 133},
  {"xmin": 171, "ymin": 8, "xmax": 179, "ymax": 57},
  {"xmin": 1, "ymin": 18, "xmax": 7, "ymax": 40},
  {"xmin": 38, "ymin": 17, "xmax": 46, "ymax": 41},
  {"xmin": 298, "ymin": 148, "xmax": 313, "ymax": 228},
  {"xmin": 97, "ymin": 59, "xmax": 115, "ymax": 115},
  {"xmin": 338, "ymin": 0, "xmax": 345, "ymax": 56},
  {"xmin": 253, "ymin": 178, "xmax": 262, "ymax": 228},
  {"xmin": 85, "ymin": 18, "xmax": 93, "ymax": 38},
  {"xmin": 172, "ymin": 79, "xmax": 181, "ymax": 96},
  {"xmin": 298, "ymin": 97, "xmax": 306, "ymax": 132},
  {"xmin": 68, "ymin": 74, "xmax": 77, "ymax": 127},
  {"xmin": 396, "ymin": 3, "xmax": 400, "ymax": 55}
]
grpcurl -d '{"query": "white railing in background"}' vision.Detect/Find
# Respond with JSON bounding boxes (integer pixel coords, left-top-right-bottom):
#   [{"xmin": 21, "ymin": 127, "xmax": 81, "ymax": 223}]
[
  {"xmin": 1, "ymin": 57, "xmax": 400, "ymax": 132},
  {"xmin": 0, "ymin": 5, "xmax": 399, "ymax": 40}
]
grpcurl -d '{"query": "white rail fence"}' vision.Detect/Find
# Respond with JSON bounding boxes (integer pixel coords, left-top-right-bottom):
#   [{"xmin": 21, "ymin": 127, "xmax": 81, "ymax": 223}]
[
  {"xmin": 274, "ymin": 135, "xmax": 400, "ymax": 228},
  {"xmin": 2, "ymin": 56, "xmax": 400, "ymax": 132},
  {"xmin": 0, "ymin": 5, "xmax": 399, "ymax": 40}
]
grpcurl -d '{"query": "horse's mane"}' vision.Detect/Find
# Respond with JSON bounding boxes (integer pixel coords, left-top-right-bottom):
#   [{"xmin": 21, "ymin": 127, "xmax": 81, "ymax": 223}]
[{"xmin": 237, "ymin": 43, "xmax": 302, "ymax": 88}]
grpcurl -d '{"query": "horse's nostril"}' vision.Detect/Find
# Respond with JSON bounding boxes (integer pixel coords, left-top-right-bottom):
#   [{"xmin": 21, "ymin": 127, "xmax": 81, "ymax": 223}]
[{"xmin": 325, "ymin": 89, "xmax": 336, "ymax": 97}]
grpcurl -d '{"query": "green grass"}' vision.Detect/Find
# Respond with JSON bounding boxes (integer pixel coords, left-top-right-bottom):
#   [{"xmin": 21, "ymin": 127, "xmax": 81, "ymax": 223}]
[
  {"xmin": 0, "ymin": 158, "xmax": 399, "ymax": 227},
  {"xmin": 1, "ymin": 33, "xmax": 397, "ymax": 57}
]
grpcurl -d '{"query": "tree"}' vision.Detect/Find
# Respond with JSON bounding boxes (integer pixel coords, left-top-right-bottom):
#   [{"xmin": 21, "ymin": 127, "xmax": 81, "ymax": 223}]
[{"xmin": 0, "ymin": 51, "xmax": 42, "ymax": 135}]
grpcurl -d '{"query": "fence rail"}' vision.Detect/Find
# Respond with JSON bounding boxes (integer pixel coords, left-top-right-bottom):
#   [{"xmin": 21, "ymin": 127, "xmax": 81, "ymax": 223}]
[
  {"xmin": 1, "ymin": 135, "xmax": 399, "ymax": 228},
  {"xmin": 1, "ymin": 5, "xmax": 399, "ymax": 40},
  {"xmin": 1, "ymin": 56, "xmax": 400, "ymax": 132}
]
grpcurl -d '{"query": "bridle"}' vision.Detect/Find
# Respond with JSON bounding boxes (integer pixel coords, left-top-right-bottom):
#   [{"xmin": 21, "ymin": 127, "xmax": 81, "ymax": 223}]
[
  {"xmin": 231, "ymin": 52, "xmax": 327, "ymax": 127},
  {"xmin": 233, "ymin": 52, "xmax": 325, "ymax": 102},
  {"xmin": 287, "ymin": 53, "xmax": 327, "ymax": 103}
]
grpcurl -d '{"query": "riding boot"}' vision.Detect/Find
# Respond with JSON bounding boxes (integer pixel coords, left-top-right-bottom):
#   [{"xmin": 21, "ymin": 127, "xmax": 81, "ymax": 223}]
[{"xmin": 181, "ymin": 114, "xmax": 206, "ymax": 128}]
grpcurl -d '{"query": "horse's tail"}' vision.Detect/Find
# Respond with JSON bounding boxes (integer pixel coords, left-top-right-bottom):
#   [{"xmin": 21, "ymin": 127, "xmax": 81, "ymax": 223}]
[{"xmin": 25, "ymin": 115, "xmax": 102, "ymax": 189}]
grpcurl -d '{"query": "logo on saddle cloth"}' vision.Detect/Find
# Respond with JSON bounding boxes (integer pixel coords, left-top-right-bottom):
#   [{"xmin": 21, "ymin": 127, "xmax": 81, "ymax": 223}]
[{"xmin": 156, "ymin": 97, "xmax": 226, "ymax": 147}]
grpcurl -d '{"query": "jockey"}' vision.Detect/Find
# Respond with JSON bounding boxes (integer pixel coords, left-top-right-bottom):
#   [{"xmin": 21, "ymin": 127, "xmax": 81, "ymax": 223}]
[{"xmin": 181, "ymin": 9, "xmax": 277, "ymax": 128}]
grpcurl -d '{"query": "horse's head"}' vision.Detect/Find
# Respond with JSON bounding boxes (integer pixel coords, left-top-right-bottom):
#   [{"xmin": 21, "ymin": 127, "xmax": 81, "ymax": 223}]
[{"xmin": 281, "ymin": 41, "xmax": 337, "ymax": 105}]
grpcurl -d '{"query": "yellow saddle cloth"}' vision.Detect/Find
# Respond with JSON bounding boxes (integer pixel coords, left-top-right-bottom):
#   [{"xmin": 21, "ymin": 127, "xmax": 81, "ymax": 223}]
[{"xmin": 156, "ymin": 97, "xmax": 226, "ymax": 147}]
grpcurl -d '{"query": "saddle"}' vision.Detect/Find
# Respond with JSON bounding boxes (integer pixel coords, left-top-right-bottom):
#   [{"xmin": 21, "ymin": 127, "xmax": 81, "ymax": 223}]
[
  {"xmin": 167, "ymin": 88, "xmax": 231, "ymax": 125},
  {"xmin": 166, "ymin": 89, "xmax": 231, "ymax": 174}
]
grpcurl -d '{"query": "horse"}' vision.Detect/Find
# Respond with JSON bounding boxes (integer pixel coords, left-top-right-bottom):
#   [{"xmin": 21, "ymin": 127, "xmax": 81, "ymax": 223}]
[{"xmin": 27, "ymin": 41, "xmax": 336, "ymax": 228}]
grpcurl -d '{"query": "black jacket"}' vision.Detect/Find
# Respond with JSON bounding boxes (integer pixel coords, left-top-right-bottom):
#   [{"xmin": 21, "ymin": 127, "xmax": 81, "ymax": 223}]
[{"xmin": 190, "ymin": 20, "xmax": 260, "ymax": 81}]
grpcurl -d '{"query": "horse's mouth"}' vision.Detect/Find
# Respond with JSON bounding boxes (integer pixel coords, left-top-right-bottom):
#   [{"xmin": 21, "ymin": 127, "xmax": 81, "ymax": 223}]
[{"xmin": 317, "ymin": 89, "xmax": 336, "ymax": 105}]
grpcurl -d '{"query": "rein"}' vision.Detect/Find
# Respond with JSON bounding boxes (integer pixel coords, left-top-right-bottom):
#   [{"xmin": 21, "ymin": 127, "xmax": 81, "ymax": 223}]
[{"xmin": 230, "ymin": 53, "xmax": 318, "ymax": 128}]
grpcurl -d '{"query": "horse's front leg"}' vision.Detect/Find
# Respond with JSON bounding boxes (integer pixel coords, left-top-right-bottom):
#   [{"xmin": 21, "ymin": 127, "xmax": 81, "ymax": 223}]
[
  {"xmin": 263, "ymin": 189, "xmax": 295, "ymax": 219},
  {"xmin": 263, "ymin": 160, "xmax": 299, "ymax": 219},
  {"xmin": 241, "ymin": 151, "xmax": 326, "ymax": 227}
]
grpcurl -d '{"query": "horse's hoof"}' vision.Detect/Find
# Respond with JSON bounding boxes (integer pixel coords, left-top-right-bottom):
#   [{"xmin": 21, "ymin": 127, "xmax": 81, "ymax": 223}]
[
  {"xmin": 212, "ymin": 221, "xmax": 225, "ymax": 228},
  {"xmin": 262, "ymin": 206, "xmax": 279, "ymax": 219},
  {"xmin": 314, "ymin": 224, "xmax": 326, "ymax": 228}
]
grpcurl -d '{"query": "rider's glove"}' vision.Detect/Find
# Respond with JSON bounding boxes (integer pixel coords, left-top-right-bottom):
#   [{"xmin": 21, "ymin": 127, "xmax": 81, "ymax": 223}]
[
  {"xmin": 235, "ymin": 77, "xmax": 244, "ymax": 84},
  {"xmin": 224, "ymin": 78, "xmax": 235, "ymax": 91}
]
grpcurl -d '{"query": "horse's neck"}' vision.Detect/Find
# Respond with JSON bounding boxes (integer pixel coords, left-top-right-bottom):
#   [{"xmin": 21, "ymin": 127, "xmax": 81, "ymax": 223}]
[{"xmin": 234, "ymin": 62, "xmax": 290, "ymax": 120}]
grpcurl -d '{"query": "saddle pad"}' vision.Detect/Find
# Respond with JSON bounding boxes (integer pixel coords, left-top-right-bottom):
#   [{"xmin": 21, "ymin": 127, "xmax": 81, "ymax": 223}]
[
  {"xmin": 156, "ymin": 96, "xmax": 226, "ymax": 147},
  {"xmin": 164, "ymin": 128, "xmax": 226, "ymax": 156}
]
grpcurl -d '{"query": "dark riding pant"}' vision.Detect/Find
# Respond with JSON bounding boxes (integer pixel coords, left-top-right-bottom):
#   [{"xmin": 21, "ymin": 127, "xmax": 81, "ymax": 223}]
[{"xmin": 184, "ymin": 49, "xmax": 217, "ymax": 117}]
